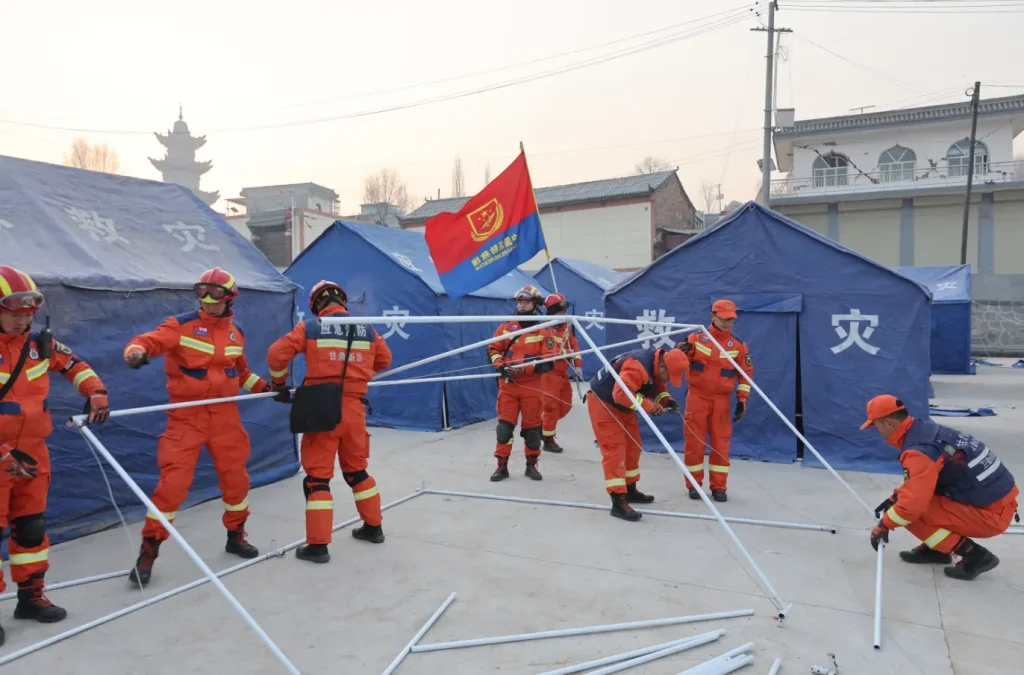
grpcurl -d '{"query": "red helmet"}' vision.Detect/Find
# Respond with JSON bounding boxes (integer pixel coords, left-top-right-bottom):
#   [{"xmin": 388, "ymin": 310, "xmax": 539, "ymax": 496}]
[
  {"xmin": 309, "ymin": 280, "xmax": 347, "ymax": 316},
  {"xmin": 544, "ymin": 292, "xmax": 568, "ymax": 314},
  {"xmin": 0, "ymin": 266, "xmax": 44, "ymax": 314},
  {"xmin": 514, "ymin": 285, "xmax": 544, "ymax": 303},
  {"xmin": 194, "ymin": 267, "xmax": 239, "ymax": 304}
]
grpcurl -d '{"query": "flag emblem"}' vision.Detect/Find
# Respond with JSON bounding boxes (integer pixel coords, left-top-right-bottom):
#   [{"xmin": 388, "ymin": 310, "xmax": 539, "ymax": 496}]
[{"xmin": 468, "ymin": 198, "xmax": 505, "ymax": 242}]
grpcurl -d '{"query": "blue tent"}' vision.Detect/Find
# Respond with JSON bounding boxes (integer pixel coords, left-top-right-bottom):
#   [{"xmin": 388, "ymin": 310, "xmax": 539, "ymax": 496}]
[
  {"xmin": 604, "ymin": 202, "xmax": 931, "ymax": 474},
  {"xmin": 0, "ymin": 155, "xmax": 300, "ymax": 545},
  {"xmin": 894, "ymin": 265, "xmax": 972, "ymax": 375},
  {"xmin": 532, "ymin": 258, "xmax": 630, "ymax": 379},
  {"xmin": 284, "ymin": 220, "xmax": 548, "ymax": 432}
]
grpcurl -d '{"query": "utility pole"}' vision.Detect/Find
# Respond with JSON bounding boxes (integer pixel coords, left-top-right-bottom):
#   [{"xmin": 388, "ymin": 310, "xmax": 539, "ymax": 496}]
[
  {"xmin": 752, "ymin": 1, "xmax": 791, "ymax": 208},
  {"xmin": 960, "ymin": 82, "xmax": 981, "ymax": 266}
]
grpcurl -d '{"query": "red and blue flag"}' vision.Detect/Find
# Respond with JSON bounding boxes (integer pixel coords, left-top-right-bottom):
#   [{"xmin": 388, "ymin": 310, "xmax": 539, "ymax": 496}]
[{"xmin": 425, "ymin": 151, "xmax": 547, "ymax": 299}]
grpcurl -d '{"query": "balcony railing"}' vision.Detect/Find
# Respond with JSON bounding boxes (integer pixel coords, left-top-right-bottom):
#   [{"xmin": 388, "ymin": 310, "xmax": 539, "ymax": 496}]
[{"xmin": 770, "ymin": 160, "xmax": 1024, "ymax": 199}]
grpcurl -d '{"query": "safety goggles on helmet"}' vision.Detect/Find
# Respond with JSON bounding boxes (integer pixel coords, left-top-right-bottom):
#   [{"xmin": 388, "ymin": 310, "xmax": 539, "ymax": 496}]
[
  {"xmin": 0, "ymin": 290, "xmax": 44, "ymax": 312},
  {"xmin": 194, "ymin": 283, "xmax": 232, "ymax": 302}
]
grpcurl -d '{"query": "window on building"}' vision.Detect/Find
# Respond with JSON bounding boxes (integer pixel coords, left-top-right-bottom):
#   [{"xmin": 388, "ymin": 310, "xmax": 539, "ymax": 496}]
[
  {"xmin": 812, "ymin": 153, "xmax": 849, "ymax": 187},
  {"xmin": 947, "ymin": 139, "xmax": 989, "ymax": 177},
  {"xmin": 879, "ymin": 145, "xmax": 916, "ymax": 182}
]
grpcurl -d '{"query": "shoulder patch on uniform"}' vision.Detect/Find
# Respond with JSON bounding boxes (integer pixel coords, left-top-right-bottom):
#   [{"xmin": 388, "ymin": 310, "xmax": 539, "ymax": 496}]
[
  {"xmin": 902, "ymin": 468, "xmax": 910, "ymax": 483},
  {"xmin": 744, "ymin": 353, "xmax": 752, "ymax": 367},
  {"xmin": 173, "ymin": 310, "xmax": 201, "ymax": 325},
  {"xmin": 54, "ymin": 341, "xmax": 73, "ymax": 355},
  {"xmin": 545, "ymin": 337, "xmax": 555, "ymax": 349}
]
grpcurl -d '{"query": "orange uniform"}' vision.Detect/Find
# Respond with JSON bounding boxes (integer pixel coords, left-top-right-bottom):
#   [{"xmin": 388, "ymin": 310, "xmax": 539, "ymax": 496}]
[
  {"xmin": 541, "ymin": 324, "xmax": 581, "ymax": 449},
  {"xmin": 267, "ymin": 304, "xmax": 392, "ymax": 546},
  {"xmin": 125, "ymin": 308, "xmax": 270, "ymax": 541},
  {"xmin": 681, "ymin": 324, "xmax": 753, "ymax": 494},
  {"xmin": 0, "ymin": 332, "xmax": 107, "ymax": 592}
]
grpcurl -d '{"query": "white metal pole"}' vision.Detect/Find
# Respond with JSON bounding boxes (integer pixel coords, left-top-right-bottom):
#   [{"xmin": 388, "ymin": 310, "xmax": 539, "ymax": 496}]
[
  {"xmin": 873, "ymin": 543, "xmax": 884, "ymax": 650},
  {"xmin": 767, "ymin": 657, "xmax": 783, "ymax": 675},
  {"xmin": 410, "ymin": 609, "xmax": 754, "ymax": 653},
  {"xmin": 714, "ymin": 654, "xmax": 756, "ymax": 675},
  {"xmin": 537, "ymin": 631, "xmax": 724, "ymax": 675},
  {"xmin": 677, "ymin": 642, "xmax": 755, "ymax": 675},
  {"xmin": 0, "ymin": 568, "xmax": 131, "ymax": 602},
  {"xmin": 584, "ymin": 631, "xmax": 726, "ymax": 675},
  {"xmin": 371, "ymin": 372, "xmax": 500, "ymax": 387},
  {"xmin": 381, "ymin": 592, "xmax": 457, "ymax": 675},
  {"xmin": 69, "ymin": 390, "xmax": 280, "ymax": 425},
  {"xmin": 1006, "ymin": 528, "xmax": 1023, "ymax": 535},
  {"xmin": 574, "ymin": 319, "xmax": 791, "ymax": 616},
  {"xmin": 0, "ymin": 489, "xmax": 426, "ymax": 668},
  {"xmin": 315, "ymin": 313, "xmax": 702, "ymax": 330},
  {"xmin": 76, "ymin": 426, "xmax": 301, "ymax": 675},
  {"xmin": 700, "ymin": 327, "xmax": 874, "ymax": 519},
  {"xmin": 421, "ymin": 489, "xmax": 835, "ymax": 533}
]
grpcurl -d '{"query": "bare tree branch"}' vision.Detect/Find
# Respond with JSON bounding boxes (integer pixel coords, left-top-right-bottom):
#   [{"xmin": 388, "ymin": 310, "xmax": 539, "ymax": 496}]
[
  {"xmin": 700, "ymin": 180, "xmax": 720, "ymax": 213},
  {"xmin": 451, "ymin": 156, "xmax": 466, "ymax": 197},
  {"xmin": 633, "ymin": 156, "xmax": 672, "ymax": 175},
  {"xmin": 63, "ymin": 139, "xmax": 120, "ymax": 173},
  {"xmin": 363, "ymin": 168, "xmax": 413, "ymax": 215}
]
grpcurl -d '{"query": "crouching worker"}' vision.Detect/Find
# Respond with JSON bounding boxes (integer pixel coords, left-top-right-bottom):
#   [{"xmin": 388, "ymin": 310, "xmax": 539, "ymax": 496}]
[
  {"xmin": 587, "ymin": 347, "xmax": 689, "ymax": 521},
  {"xmin": 862, "ymin": 394, "xmax": 1019, "ymax": 580},
  {"xmin": 268, "ymin": 281, "xmax": 392, "ymax": 564}
]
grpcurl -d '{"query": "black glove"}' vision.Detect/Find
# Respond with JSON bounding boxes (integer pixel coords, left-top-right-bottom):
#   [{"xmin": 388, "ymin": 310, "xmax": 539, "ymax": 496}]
[
  {"xmin": 663, "ymin": 399, "xmax": 681, "ymax": 413},
  {"xmin": 870, "ymin": 522, "xmax": 890, "ymax": 551},
  {"xmin": 84, "ymin": 390, "xmax": 110, "ymax": 424},
  {"xmin": 1, "ymin": 444, "xmax": 39, "ymax": 478},
  {"xmin": 271, "ymin": 382, "xmax": 292, "ymax": 403},
  {"xmin": 533, "ymin": 361, "xmax": 554, "ymax": 375},
  {"xmin": 733, "ymin": 401, "xmax": 746, "ymax": 421},
  {"xmin": 874, "ymin": 495, "xmax": 897, "ymax": 520},
  {"xmin": 497, "ymin": 365, "xmax": 516, "ymax": 381},
  {"xmin": 677, "ymin": 340, "xmax": 693, "ymax": 355}
]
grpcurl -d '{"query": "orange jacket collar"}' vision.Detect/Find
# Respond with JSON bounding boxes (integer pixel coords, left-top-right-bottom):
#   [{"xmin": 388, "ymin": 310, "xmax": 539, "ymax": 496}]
[
  {"xmin": 886, "ymin": 415, "xmax": 915, "ymax": 449},
  {"xmin": 0, "ymin": 329, "xmax": 29, "ymax": 345},
  {"xmin": 198, "ymin": 308, "xmax": 234, "ymax": 326},
  {"xmin": 709, "ymin": 324, "xmax": 732, "ymax": 341}
]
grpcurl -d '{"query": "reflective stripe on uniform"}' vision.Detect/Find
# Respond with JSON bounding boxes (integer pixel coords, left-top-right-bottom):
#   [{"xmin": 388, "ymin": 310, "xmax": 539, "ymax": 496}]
[
  {"xmin": 737, "ymin": 384, "xmax": 751, "ymax": 394},
  {"xmin": 886, "ymin": 506, "xmax": 912, "ymax": 527},
  {"xmin": 625, "ymin": 469, "xmax": 640, "ymax": 479},
  {"xmin": 224, "ymin": 496, "xmax": 249, "ymax": 512},
  {"xmin": 179, "ymin": 336, "xmax": 215, "ymax": 354},
  {"xmin": 26, "ymin": 360, "xmax": 49, "ymax": 380},
  {"xmin": 925, "ymin": 528, "xmax": 952, "ymax": 549},
  {"xmin": 694, "ymin": 343, "xmax": 713, "ymax": 356},
  {"xmin": 605, "ymin": 478, "xmax": 626, "ymax": 489},
  {"xmin": 977, "ymin": 458, "xmax": 1003, "ymax": 482},
  {"xmin": 524, "ymin": 336, "xmax": 544, "ymax": 343},
  {"xmin": 709, "ymin": 464, "xmax": 730, "ymax": 473},
  {"xmin": 633, "ymin": 394, "xmax": 645, "ymax": 411},
  {"xmin": 306, "ymin": 500, "xmax": 334, "ymax": 510},
  {"xmin": 224, "ymin": 346, "xmax": 244, "ymax": 357},
  {"xmin": 269, "ymin": 367, "xmax": 288, "ymax": 378},
  {"xmin": 721, "ymin": 350, "xmax": 740, "ymax": 358},
  {"xmin": 0, "ymin": 373, "xmax": 9, "ymax": 385},
  {"xmin": 353, "ymin": 486, "xmax": 379, "ymax": 502},
  {"xmin": 73, "ymin": 368, "xmax": 98, "ymax": 389},
  {"xmin": 316, "ymin": 339, "xmax": 371, "ymax": 350},
  {"xmin": 242, "ymin": 374, "xmax": 260, "ymax": 391},
  {"xmin": 490, "ymin": 354, "xmax": 502, "ymax": 363},
  {"xmin": 655, "ymin": 392, "xmax": 670, "ymax": 403},
  {"xmin": 146, "ymin": 509, "xmax": 177, "ymax": 521},
  {"xmin": 542, "ymin": 429, "xmax": 557, "ymax": 437},
  {"xmin": 686, "ymin": 463, "xmax": 705, "ymax": 473},
  {"xmin": 9, "ymin": 549, "xmax": 49, "ymax": 566}
]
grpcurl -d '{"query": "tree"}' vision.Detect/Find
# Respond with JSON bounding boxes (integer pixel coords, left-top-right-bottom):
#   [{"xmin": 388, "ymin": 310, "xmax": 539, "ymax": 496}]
[
  {"xmin": 452, "ymin": 156, "xmax": 466, "ymax": 197},
  {"xmin": 363, "ymin": 168, "xmax": 413, "ymax": 214},
  {"xmin": 634, "ymin": 156, "xmax": 672, "ymax": 175},
  {"xmin": 63, "ymin": 138, "xmax": 120, "ymax": 174},
  {"xmin": 700, "ymin": 180, "xmax": 721, "ymax": 213}
]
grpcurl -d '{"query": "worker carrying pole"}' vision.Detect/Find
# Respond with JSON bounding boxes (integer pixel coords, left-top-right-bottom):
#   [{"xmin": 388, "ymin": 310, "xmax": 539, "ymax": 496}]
[{"xmin": 861, "ymin": 395, "xmax": 1020, "ymax": 580}]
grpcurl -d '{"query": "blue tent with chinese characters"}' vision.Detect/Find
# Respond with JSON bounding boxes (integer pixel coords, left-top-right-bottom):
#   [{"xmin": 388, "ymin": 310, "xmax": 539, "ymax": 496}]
[
  {"xmin": 604, "ymin": 201, "xmax": 931, "ymax": 474},
  {"xmin": 0, "ymin": 154, "xmax": 300, "ymax": 545},
  {"xmin": 532, "ymin": 257, "xmax": 630, "ymax": 379},
  {"xmin": 284, "ymin": 220, "xmax": 548, "ymax": 432},
  {"xmin": 894, "ymin": 265, "xmax": 972, "ymax": 375}
]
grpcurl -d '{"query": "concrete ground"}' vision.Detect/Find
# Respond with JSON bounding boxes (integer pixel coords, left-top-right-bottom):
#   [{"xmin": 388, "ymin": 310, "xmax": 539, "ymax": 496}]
[{"xmin": 1, "ymin": 363, "xmax": 1022, "ymax": 674}]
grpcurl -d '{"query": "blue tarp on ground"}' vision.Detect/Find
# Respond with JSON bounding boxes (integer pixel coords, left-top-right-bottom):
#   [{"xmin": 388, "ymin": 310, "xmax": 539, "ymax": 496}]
[
  {"xmin": 604, "ymin": 202, "xmax": 932, "ymax": 474},
  {"xmin": 0, "ymin": 155, "xmax": 300, "ymax": 545},
  {"xmin": 532, "ymin": 258, "xmax": 630, "ymax": 379},
  {"xmin": 285, "ymin": 220, "xmax": 548, "ymax": 432},
  {"xmin": 895, "ymin": 265, "xmax": 972, "ymax": 375}
]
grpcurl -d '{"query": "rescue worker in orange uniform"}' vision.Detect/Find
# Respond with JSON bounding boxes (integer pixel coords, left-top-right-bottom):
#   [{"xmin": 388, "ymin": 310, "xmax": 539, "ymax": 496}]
[
  {"xmin": 680, "ymin": 299, "xmax": 753, "ymax": 503},
  {"xmin": 0, "ymin": 266, "xmax": 110, "ymax": 641},
  {"xmin": 540, "ymin": 292, "xmax": 581, "ymax": 454},
  {"xmin": 267, "ymin": 280, "xmax": 392, "ymax": 564},
  {"xmin": 862, "ymin": 395, "xmax": 1019, "ymax": 580},
  {"xmin": 587, "ymin": 347, "xmax": 689, "ymax": 521},
  {"xmin": 123, "ymin": 267, "xmax": 274, "ymax": 587},
  {"xmin": 488, "ymin": 285, "xmax": 556, "ymax": 481}
]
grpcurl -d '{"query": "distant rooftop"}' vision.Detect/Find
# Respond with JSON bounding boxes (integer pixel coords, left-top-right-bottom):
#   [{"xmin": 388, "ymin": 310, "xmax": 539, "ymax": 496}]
[{"xmin": 240, "ymin": 182, "xmax": 339, "ymax": 199}]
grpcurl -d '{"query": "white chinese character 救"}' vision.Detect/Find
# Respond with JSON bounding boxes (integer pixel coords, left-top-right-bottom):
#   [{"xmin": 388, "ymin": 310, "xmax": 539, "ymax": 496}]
[
  {"xmin": 65, "ymin": 207, "xmax": 128, "ymax": 245},
  {"xmin": 830, "ymin": 309, "xmax": 880, "ymax": 355},
  {"xmin": 393, "ymin": 252, "xmax": 422, "ymax": 273},
  {"xmin": 584, "ymin": 309, "xmax": 605, "ymax": 331},
  {"xmin": 635, "ymin": 309, "xmax": 676, "ymax": 349},
  {"xmin": 163, "ymin": 222, "xmax": 219, "ymax": 253},
  {"xmin": 382, "ymin": 306, "xmax": 411, "ymax": 340},
  {"xmin": 937, "ymin": 281, "xmax": 958, "ymax": 291}
]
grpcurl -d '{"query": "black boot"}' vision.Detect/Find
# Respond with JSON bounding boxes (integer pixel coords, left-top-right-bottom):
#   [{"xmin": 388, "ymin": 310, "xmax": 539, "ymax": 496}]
[
  {"xmin": 295, "ymin": 543, "xmax": 330, "ymax": 564},
  {"xmin": 900, "ymin": 544, "xmax": 953, "ymax": 565},
  {"xmin": 543, "ymin": 436, "xmax": 563, "ymax": 453},
  {"xmin": 524, "ymin": 457, "xmax": 543, "ymax": 480},
  {"xmin": 13, "ymin": 574, "xmax": 67, "ymax": 623},
  {"xmin": 0, "ymin": 614, "xmax": 4, "ymax": 647},
  {"xmin": 688, "ymin": 488, "xmax": 701, "ymax": 500},
  {"xmin": 127, "ymin": 537, "xmax": 162, "ymax": 589},
  {"xmin": 626, "ymin": 483, "xmax": 655, "ymax": 504},
  {"xmin": 225, "ymin": 522, "xmax": 260, "ymax": 559},
  {"xmin": 352, "ymin": 523, "xmax": 385, "ymax": 543},
  {"xmin": 712, "ymin": 490, "xmax": 728, "ymax": 503},
  {"xmin": 945, "ymin": 539, "xmax": 1000, "ymax": 580},
  {"xmin": 490, "ymin": 457, "xmax": 510, "ymax": 482},
  {"xmin": 610, "ymin": 493, "xmax": 642, "ymax": 521}
]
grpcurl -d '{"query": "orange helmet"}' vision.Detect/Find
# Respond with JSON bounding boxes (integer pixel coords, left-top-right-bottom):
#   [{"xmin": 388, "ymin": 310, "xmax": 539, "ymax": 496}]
[
  {"xmin": 514, "ymin": 285, "xmax": 544, "ymax": 304},
  {"xmin": 0, "ymin": 266, "xmax": 44, "ymax": 314},
  {"xmin": 544, "ymin": 292, "xmax": 568, "ymax": 314},
  {"xmin": 194, "ymin": 267, "xmax": 238, "ymax": 304},
  {"xmin": 309, "ymin": 280, "xmax": 347, "ymax": 316}
]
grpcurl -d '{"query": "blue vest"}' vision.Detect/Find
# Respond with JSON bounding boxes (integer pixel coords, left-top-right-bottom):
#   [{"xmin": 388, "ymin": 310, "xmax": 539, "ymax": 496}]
[
  {"xmin": 589, "ymin": 349, "xmax": 657, "ymax": 411},
  {"xmin": 902, "ymin": 419, "xmax": 1016, "ymax": 507}
]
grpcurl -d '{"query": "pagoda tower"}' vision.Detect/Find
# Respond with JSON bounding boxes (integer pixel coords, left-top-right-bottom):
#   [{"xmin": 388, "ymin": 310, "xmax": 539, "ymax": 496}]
[{"xmin": 149, "ymin": 107, "xmax": 219, "ymax": 206}]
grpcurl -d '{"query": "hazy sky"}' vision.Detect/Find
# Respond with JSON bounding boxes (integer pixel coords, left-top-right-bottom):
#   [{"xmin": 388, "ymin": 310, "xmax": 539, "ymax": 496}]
[{"xmin": 1, "ymin": 0, "xmax": 1022, "ymax": 214}]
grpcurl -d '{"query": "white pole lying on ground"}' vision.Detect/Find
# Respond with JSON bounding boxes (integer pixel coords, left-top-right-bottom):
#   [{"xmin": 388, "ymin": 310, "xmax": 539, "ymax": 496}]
[
  {"xmin": 676, "ymin": 642, "xmax": 755, "ymax": 674},
  {"xmin": 0, "ymin": 489, "xmax": 426, "ymax": 669},
  {"xmin": 0, "ymin": 568, "xmax": 131, "ymax": 602},
  {"xmin": 585, "ymin": 630, "xmax": 726, "ymax": 675},
  {"xmin": 422, "ymin": 489, "xmax": 836, "ymax": 533},
  {"xmin": 537, "ymin": 631, "xmax": 724, "ymax": 675},
  {"xmin": 712, "ymin": 654, "xmax": 756, "ymax": 675},
  {"xmin": 574, "ymin": 319, "xmax": 791, "ymax": 617},
  {"xmin": 76, "ymin": 426, "xmax": 301, "ymax": 675},
  {"xmin": 874, "ymin": 543, "xmax": 884, "ymax": 650},
  {"xmin": 767, "ymin": 657, "xmax": 782, "ymax": 675},
  {"xmin": 381, "ymin": 591, "xmax": 457, "ymax": 675},
  {"xmin": 410, "ymin": 609, "xmax": 754, "ymax": 653}
]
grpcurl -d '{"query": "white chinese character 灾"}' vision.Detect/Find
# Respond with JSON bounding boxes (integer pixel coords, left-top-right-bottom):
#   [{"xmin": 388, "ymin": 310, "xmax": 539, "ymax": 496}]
[
  {"xmin": 830, "ymin": 309, "xmax": 880, "ymax": 355},
  {"xmin": 584, "ymin": 309, "xmax": 605, "ymax": 331},
  {"xmin": 163, "ymin": 222, "xmax": 219, "ymax": 253},
  {"xmin": 382, "ymin": 306, "xmax": 411, "ymax": 340},
  {"xmin": 0, "ymin": 218, "xmax": 13, "ymax": 230},
  {"xmin": 393, "ymin": 252, "xmax": 422, "ymax": 273},
  {"xmin": 635, "ymin": 309, "xmax": 676, "ymax": 349},
  {"xmin": 936, "ymin": 281, "xmax": 958, "ymax": 291},
  {"xmin": 65, "ymin": 207, "xmax": 128, "ymax": 245}
]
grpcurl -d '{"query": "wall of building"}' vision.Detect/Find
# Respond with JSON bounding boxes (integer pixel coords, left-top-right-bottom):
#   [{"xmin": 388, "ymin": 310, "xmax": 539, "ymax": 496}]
[
  {"xmin": 293, "ymin": 211, "xmax": 337, "ymax": 260},
  {"xmin": 776, "ymin": 204, "xmax": 829, "ymax": 236},
  {"xmin": 241, "ymin": 187, "xmax": 337, "ymax": 214},
  {"xmin": 651, "ymin": 178, "xmax": 696, "ymax": 232},
  {"xmin": 519, "ymin": 200, "xmax": 653, "ymax": 269}
]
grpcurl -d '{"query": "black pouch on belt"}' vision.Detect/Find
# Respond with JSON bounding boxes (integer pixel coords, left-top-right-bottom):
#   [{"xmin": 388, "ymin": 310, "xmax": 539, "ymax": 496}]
[{"xmin": 289, "ymin": 325, "xmax": 352, "ymax": 434}]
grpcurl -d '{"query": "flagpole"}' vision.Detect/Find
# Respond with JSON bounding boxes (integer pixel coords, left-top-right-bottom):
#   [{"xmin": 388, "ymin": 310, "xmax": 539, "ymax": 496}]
[{"xmin": 520, "ymin": 141, "xmax": 559, "ymax": 294}]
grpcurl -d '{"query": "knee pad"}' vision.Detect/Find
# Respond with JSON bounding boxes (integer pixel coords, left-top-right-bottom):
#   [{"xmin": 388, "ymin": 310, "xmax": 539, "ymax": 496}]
[
  {"xmin": 496, "ymin": 420, "xmax": 515, "ymax": 444},
  {"xmin": 342, "ymin": 470, "xmax": 370, "ymax": 487},
  {"xmin": 521, "ymin": 427, "xmax": 543, "ymax": 450},
  {"xmin": 302, "ymin": 476, "xmax": 331, "ymax": 499},
  {"xmin": 11, "ymin": 513, "xmax": 46, "ymax": 548}
]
